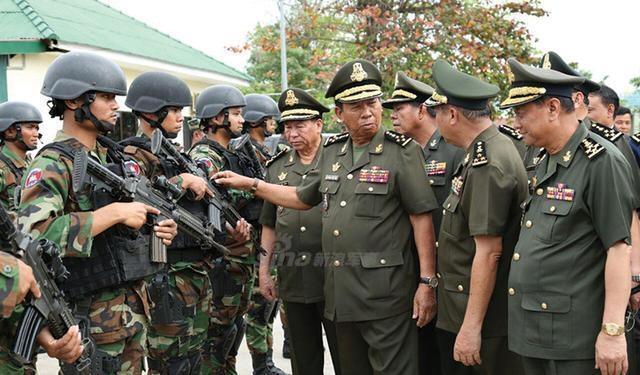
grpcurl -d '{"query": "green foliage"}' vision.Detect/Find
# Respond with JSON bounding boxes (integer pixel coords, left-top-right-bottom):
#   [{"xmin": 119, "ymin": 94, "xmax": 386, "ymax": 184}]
[{"xmin": 236, "ymin": 0, "xmax": 547, "ymax": 126}]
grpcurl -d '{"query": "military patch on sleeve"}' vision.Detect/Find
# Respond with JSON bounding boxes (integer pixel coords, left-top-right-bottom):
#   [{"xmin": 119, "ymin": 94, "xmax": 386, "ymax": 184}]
[
  {"xmin": 123, "ymin": 160, "xmax": 142, "ymax": 177},
  {"xmin": 197, "ymin": 158, "xmax": 214, "ymax": 170},
  {"xmin": 632, "ymin": 132, "xmax": 640, "ymax": 144},
  {"xmin": 471, "ymin": 141, "xmax": 488, "ymax": 167},
  {"xmin": 498, "ymin": 124, "xmax": 523, "ymax": 140},
  {"xmin": 324, "ymin": 132, "xmax": 350, "ymax": 147},
  {"xmin": 24, "ymin": 168, "xmax": 42, "ymax": 188},
  {"xmin": 579, "ymin": 136, "xmax": 606, "ymax": 160},
  {"xmin": 265, "ymin": 148, "xmax": 288, "ymax": 168},
  {"xmin": 590, "ymin": 123, "xmax": 622, "ymax": 142},
  {"xmin": 384, "ymin": 130, "xmax": 412, "ymax": 147}
]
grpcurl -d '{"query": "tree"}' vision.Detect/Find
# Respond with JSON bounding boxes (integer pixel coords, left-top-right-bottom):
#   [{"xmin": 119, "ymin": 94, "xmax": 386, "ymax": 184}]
[{"xmin": 234, "ymin": 0, "xmax": 547, "ymax": 129}]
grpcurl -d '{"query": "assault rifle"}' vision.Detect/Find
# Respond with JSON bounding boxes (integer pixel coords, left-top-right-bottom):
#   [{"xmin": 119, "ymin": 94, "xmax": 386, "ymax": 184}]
[
  {"xmin": 0, "ymin": 206, "xmax": 93, "ymax": 374},
  {"xmin": 150, "ymin": 129, "xmax": 266, "ymax": 255},
  {"xmin": 70, "ymin": 150, "xmax": 230, "ymax": 258}
]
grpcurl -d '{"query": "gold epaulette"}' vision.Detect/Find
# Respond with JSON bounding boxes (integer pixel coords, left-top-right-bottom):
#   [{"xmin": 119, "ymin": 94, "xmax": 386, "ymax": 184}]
[
  {"xmin": 590, "ymin": 123, "xmax": 622, "ymax": 142},
  {"xmin": 471, "ymin": 141, "xmax": 489, "ymax": 167},
  {"xmin": 265, "ymin": 147, "xmax": 289, "ymax": 168},
  {"xmin": 324, "ymin": 132, "xmax": 350, "ymax": 147},
  {"xmin": 498, "ymin": 124, "xmax": 523, "ymax": 141},
  {"xmin": 579, "ymin": 136, "xmax": 606, "ymax": 160},
  {"xmin": 384, "ymin": 130, "xmax": 412, "ymax": 147}
]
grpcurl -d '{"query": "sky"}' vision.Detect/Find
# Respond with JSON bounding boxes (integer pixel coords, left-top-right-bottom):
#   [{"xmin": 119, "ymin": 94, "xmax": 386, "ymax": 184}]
[{"xmin": 104, "ymin": 0, "xmax": 639, "ymax": 97}]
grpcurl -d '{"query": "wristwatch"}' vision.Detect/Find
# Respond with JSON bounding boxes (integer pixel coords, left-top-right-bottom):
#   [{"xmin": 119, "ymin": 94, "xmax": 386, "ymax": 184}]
[
  {"xmin": 601, "ymin": 323, "xmax": 625, "ymax": 336},
  {"xmin": 250, "ymin": 178, "xmax": 260, "ymax": 193},
  {"xmin": 420, "ymin": 276, "xmax": 438, "ymax": 289}
]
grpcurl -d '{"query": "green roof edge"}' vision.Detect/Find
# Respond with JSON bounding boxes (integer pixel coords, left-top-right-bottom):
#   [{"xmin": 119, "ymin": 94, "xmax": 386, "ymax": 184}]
[{"xmin": 13, "ymin": 0, "xmax": 58, "ymax": 40}]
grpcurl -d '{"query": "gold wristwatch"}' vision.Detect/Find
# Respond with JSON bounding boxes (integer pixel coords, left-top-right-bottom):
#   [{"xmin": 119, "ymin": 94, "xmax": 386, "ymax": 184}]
[{"xmin": 601, "ymin": 323, "xmax": 625, "ymax": 336}]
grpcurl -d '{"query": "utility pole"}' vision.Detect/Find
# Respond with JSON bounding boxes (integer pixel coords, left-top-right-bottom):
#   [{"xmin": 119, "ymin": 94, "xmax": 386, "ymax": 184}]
[{"xmin": 278, "ymin": 0, "xmax": 288, "ymax": 91}]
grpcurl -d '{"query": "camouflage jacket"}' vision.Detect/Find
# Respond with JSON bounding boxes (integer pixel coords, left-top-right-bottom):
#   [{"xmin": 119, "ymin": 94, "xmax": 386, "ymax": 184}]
[
  {"xmin": 17, "ymin": 131, "xmax": 107, "ymax": 258},
  {"xmin": 0, "ymin": 144, "xmax": 30, "ymax": 214},
  {"xmin": 189, "ymin": 139, "xmax": 255, "ymax": 264},
  {"xmin": 0, "ymin": 252, "xmax": 19, "ymax": 318}
]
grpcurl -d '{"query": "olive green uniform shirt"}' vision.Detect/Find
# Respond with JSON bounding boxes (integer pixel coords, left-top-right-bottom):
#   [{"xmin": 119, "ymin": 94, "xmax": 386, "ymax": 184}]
[
  {"xmin": 260, "ymin": 146, "xmax": 324, "ymax": 304},
  {"xmin": 297, "ymin": 128, "xmax": 438, "ymax": 322},
  {"xmin": 422, "ymin": 129, "xmax": 465, "ymax": 236},
  {"xmin": 437, "ymin": 125, "xmax": 528, "ymax": 337},
  {"xmin": 508, "ymin": 124, "xmax": 634, "ymax": 360}
]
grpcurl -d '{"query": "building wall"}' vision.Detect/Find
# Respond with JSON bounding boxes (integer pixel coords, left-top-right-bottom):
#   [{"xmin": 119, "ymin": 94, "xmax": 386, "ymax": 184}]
[{"xmin": 6, "ymin": 52, "xmax": 237, "ymax": 148}]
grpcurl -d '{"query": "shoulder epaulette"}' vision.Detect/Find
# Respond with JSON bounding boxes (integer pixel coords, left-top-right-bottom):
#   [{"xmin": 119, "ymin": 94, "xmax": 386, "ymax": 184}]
[
  {"xmin": 384, "ymin": 130, "xmax": 412, "ymax": 147},
  {"xmin": 265, "ymin": 147, "xmax": 289, "ymax": 168},
  {"xmin": 579, "ymin": 136, "xmax": 606, "ymax": 160},
  {"xmin": 498, "ymin": 124, "xmax": 523, "ymax": 141},
  {"xmin": 324, "ymin": 132, "xmax": 350, "ymax": 147},
  {"xmin": 471, "ymin": 141, "xmax": 488, "ymax": 167},
  {"xmin": 631, "ymin": 132, "xmax": 640, "ymax": 144},
  {"xmin": 590, "ymin": 123, "xmax": 622, "ymax": 142}
]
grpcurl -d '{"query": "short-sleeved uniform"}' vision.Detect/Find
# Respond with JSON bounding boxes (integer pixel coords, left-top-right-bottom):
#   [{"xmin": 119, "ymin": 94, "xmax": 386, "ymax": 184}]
[
  {"xmin": 296, "ymin": 127, "xmax": 438, "ymax": 375},
  {"xmin": 260, "ymin": 145, "xmax": 341, "ymax": 375},
  {"xmin": 508, "ymin": 124, "xmax": 634, "ymax": 373},
  {"xmin": 436, "ymin": 125, "xmax": 528, "ymax": 375},
  {"xmin": 0, "ymin": 252, "xmax": 28, "ymax": 375}
]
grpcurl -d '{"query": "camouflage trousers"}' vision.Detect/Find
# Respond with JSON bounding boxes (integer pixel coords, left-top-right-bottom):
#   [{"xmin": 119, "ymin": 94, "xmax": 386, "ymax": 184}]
[
  {"xmin": 245, "ymin": 265, "xmax": 277, "ymax": 357},
  {"xmin": 82, "ymin": 283, "xmax": 149, "ymax": 375},
  {"xmin": 146, "ymin": 261, "xmax": 212, "ymax": 374},
  {"xmin": 202, "ymin": 257, "xmax": 254, "ymax": 375}
]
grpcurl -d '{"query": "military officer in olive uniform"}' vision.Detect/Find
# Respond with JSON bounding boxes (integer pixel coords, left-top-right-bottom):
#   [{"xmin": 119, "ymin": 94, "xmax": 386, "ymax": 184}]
[
  {"xmin": 259, "ymin": 87, "xmax": 341, "ymax": 375},
  {"xmin": 529, "ymin": 51, "xmax": 602, "ymax": 173},
  {"xmin": 215, "ymin": 59, "xmax": 440, "ymax": 375},
  {"xmin": 503, "ymin": 58, "xmax": 635, "ymax": 375},
  {"xmin": 384, "ymin": 71, "xmax": 464, "ymax": 375},
  {"xmin": 425, "ymin": 59, "xmax": 527, "ymax": 375}
]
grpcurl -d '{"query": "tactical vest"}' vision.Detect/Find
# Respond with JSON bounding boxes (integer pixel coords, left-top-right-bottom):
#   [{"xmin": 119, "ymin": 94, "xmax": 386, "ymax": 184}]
[
  {"xmin": 0, "ymin": 151, "xmax": 25, "ymax": 208},
  {"xmin": 195, "ymin": 138, "xmax": 263, "ymax": 223},
  {"xmin": 120, "ymin": 136, "xmax": 214, "ymax": 262},
  {"xmin": 37, "ymin": 137, "xmax": 162, "ymax": 299}
]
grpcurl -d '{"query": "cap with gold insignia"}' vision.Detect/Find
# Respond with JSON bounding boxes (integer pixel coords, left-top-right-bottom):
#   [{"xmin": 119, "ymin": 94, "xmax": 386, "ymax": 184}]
[
  {"xmin": 278, "ymin": 87, "xmax": 330, "ymax": 123},
  {"xmin": 382, "ymin": 72, "xmax": 435, "ymax": 109},
  {"xmin": 325, "ymin": 59, "xmax": 383, "ymax": 103},
  {"xmin": 539, "ymin": 51, "xmax": 600, "ymax": 95},
  {"xmin": 425, "ymin": 59, "xmax": 499, "ymax": 110},
  {"xmin": 500, "ymin": 58, "xmax": 585, "ymax": 109}
]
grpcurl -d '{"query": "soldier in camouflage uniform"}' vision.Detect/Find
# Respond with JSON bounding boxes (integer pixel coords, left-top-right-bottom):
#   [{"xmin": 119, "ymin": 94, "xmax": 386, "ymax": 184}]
[
  {"xmin": 189, "ymin": 85, "xmax": 259, "ymax": 374},
  {"xmin": 0, "ymin": 102, "xmax": 42, "ymax": 214},
  {"xmin": 0, "ymin": 211, "xmax": 85, "ymax": 373},
  {"xmin": 120, "ymin": 71, "xmax": 224, "ymax": 374},
  {"xmin": 241, "ymin": 94, "xmax": 286, "ymax": 375},
  {"xmin": 18, "ymin": 52, "xmax": 177, "ymax": 374}
]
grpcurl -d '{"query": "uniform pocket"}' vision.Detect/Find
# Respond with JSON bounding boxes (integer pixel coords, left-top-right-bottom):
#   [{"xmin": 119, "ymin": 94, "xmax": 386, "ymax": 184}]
[
  {"xmin": 441, "ymin": 194, "xmax": 465, "ymax": 237},
  {"xmin": 359, "ymin": 251, "xmax": 404, "ymax": 300},
  {"xmin": 354, "ymin": 183, "xmax": 388, "ymax": 218},
  {"xmin": 537, "ymin": 200, "xmax": 573, "ymax": 243},
  {"xmin": 521, "ymin": 292, "xmax": 571, "ymax": 348},
  {"xmin": 319, "ymin": 181, "xmax": 340, "ymax": 217},
  {"xmin": 89, "ymin": 293, "xmax": 127, "ymax": 344}
]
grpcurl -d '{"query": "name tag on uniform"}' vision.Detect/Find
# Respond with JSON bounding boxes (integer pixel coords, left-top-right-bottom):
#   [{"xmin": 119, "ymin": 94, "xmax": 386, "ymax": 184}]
[
  {"xmin": 425, "ymin": 160, "xmax": 447, "ymax": 176},
  {"xmin": 324, "ymin": 174, "xmax": 340, "ymax": 181},
  {"xmin": 546, "ymin": 183, "xmax": 574, "ymax": 201},
  {"xmin": 359, "ymin": 166, "xmax": 389, "ymax": 184}
]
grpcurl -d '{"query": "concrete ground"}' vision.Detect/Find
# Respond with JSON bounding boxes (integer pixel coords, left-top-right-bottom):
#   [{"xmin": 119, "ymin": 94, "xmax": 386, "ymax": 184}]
[{"xmin": 37, "ymin": 314, "xmax": 336, "ymax": 374}]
